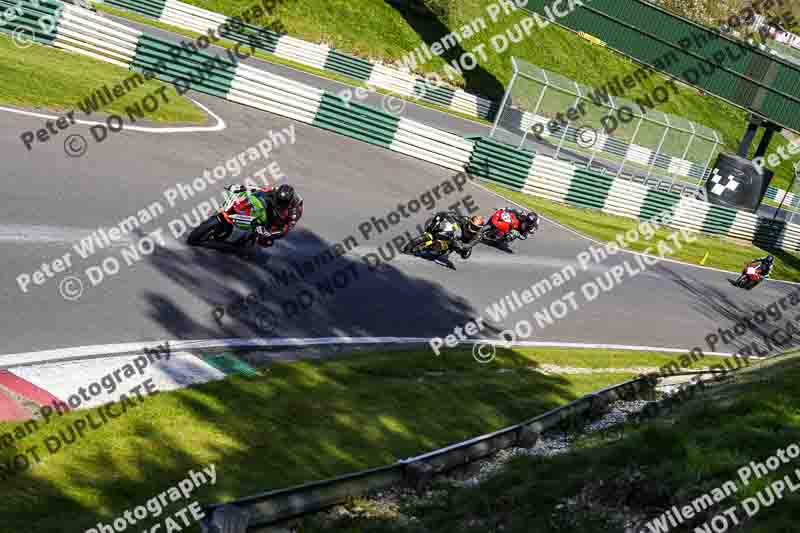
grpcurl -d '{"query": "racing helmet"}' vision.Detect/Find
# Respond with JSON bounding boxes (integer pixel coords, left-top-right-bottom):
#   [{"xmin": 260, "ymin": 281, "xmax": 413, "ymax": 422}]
[
  {"xmin": 764, "ymin": 255, "xmax": 774, "ymax": 265},
  {"xmin": 467, "ymin": 215, "xmax": 485, "ymax": 233},
  {"xmin": 525, "ymin": 212, "xmax": 540, "ymax": 232},
  {"xmin": 276, "ymin": 184, "xmax": 295, "ymax": 207}
]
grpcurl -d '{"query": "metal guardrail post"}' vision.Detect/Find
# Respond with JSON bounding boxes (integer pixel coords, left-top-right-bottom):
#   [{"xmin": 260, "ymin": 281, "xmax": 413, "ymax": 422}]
[{"xmin": 200, "ymin": 505, "xmax": 250, "ymax": 533}]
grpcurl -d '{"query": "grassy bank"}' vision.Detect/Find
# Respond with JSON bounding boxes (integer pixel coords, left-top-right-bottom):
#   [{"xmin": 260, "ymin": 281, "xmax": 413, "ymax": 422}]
[
  {"xmin": 485, "ymin": 183, "xmax": 800, "ymax": 283},
  {"xmin": 94, "ymin": 4, "xmax": 493, "ymax": 125},
  {"xmin": 151, "ymin": 0, "xmax": 800, "ymax": 189},
  {"xmin": 0, "ymin": 346, "xmax": 702, "ymax": 533},
  {"xmin": 305, "ymin": 352, "xmax": 800, "ymax": 532},
  {"xmin": 0, "ymin": 34, "xmax": 205, "ymax": 123}
]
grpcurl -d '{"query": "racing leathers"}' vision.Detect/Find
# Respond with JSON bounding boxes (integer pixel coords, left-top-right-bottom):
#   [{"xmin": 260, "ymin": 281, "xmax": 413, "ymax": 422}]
[
  {"xmin": 226, "ymin": 184, "xmax": 303, "ymax": 246},
  {"xmin": 753, "ymin": 256, "xmax": 774, "ymax": 279},
  {"xmin": 426, "ymin": 211, "xmax": 483, "ymax": 259}
]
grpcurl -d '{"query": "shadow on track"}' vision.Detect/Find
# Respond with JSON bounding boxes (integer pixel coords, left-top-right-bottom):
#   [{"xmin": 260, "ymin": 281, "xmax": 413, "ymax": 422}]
[
  {"xmin": 0, "ymin": 231, "xmax": 589, "ymax": 533},
  {"xmin": 657, "ymin": 262, "xmax": 800, "ymax": 355},
  {"xmin": 383, "ymin": 0, "xmax": 505, "ymax": 100},
  {"xmin": 139, "ymin": 227, "xmax": 507, "ymax": 340}
]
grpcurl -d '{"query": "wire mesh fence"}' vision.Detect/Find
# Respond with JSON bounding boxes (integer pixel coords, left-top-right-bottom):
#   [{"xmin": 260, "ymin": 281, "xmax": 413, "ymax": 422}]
[{"xmin": 490, "ymin": 58, "xmax": 723, "ymax": 189}]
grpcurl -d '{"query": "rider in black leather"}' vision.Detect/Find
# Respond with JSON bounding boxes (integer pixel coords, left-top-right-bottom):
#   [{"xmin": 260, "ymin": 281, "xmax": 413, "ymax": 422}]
[{"xmin": 427, "ymin": 212, "xmax": 484, "ymax": 259}]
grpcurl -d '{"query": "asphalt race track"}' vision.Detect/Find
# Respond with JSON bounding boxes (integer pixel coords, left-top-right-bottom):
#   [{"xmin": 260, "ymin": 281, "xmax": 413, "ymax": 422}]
[
  {"xmin": 110, "ymin": 13, "xmax": 796, "ymax": 224},
  {"xmin": 2, "ymin": 84, "xmax": 799, "ymax": 360}
]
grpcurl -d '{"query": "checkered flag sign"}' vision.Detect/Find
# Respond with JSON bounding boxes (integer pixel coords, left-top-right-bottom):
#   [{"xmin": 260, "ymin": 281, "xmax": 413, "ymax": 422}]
[{"xmin": 709, "ymin": 168, "xmax": 740, "ymax": 196}]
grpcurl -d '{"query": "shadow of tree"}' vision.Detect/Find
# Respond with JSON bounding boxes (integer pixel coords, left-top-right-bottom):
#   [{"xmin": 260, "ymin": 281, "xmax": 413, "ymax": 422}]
[
  {"xmin": 656, "ymin": 261, "xmax": 800, "ymax": 355},
  {"xmin": 0, "ymin": 227, "xmax": 584, "ymax": 533},
  {"xmin": 383, "ymin": 0, "xmax": 505, "ymax": 101}
]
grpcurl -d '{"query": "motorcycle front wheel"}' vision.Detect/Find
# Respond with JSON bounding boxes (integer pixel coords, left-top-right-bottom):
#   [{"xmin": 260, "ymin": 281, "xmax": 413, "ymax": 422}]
[{"xmin": 187, "ymin": 215, "xmax": 231, "ymax": 246}]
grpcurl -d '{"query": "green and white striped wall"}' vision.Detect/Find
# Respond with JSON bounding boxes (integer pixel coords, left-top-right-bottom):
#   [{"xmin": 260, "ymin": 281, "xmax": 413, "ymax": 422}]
[
  {"xmin": 7, "ymin": 0, "xmax": 800, "ymax": 252},
  {"xmin": 765, "ymin": 185, "xmax": 800, "ymax": 210},
  {"xmin": 2, "ymin": 0, "xmax": 474, "ymax": 172},
  {"xmin": 99, "ymin": 0, "xmax": 498, "ymax": 120},
  {"xmin": 466, "ymin": 137, "xmax": 800, "ymax": 251},
  {"xmin": 87, "ymin": 0, "xmax": 800, "ymax": 211}
]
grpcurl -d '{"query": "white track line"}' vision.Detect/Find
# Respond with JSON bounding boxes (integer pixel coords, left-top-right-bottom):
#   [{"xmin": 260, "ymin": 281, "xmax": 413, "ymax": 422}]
[
  {"xmin": 0, "ymin": 98, "xmax": 225, "ymax": 133},
  {"xmin": 0, "ymin": 336, "xmax": 746, "ymax": 369},
  {"xmin": 471, "ymin": 180, "xmax": 800, "ymax": 287},
  {"xmin": 0, "ymin": 224, "xmax": 133, "ymax": 245}
]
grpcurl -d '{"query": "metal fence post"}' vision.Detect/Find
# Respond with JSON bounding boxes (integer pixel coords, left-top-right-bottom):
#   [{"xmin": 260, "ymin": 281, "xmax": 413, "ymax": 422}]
[
  {"xmin": 679, "ymin": 122, "xmax": 697, "ymax": 184},
  {"xmin": 646, "ymin": 116, "xmax": 670, "ymax": 179},
  {"xmin": 490, "ymin": 64, "xmax": 519, "ymax": 137},
  {"xmin": 554, "ymin": 94, "xmax": 580, "ymax": 159},
  {"xmin": 617, "ymin": 115, "xmax": 643, "ymax": 178},
  {"xmin": 698, "ymin": 143, "xmax": 718, "ymax": 188},
  {"xmin": 518, "ymin": 70, "xmax": 549, "ymax": 149}
]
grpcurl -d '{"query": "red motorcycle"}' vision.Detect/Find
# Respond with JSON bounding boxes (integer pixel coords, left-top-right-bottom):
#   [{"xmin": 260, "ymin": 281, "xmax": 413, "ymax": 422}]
[
  {"xmin": 483, "ymin": 208, "xmax": 527, "ymax": 245},
  {"xmin": 730, "ymin": 261, "xmax": 764, "ymax": 290},
  {"xmin": 187, "ymin": 186, "xmax": 282, "ymax": 248}
]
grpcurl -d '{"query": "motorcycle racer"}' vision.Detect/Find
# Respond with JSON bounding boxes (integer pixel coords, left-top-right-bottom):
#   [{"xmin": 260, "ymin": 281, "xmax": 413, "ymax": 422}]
[
  {"xmin": 488, "ymin": 208, "xmax": 539, "ymax": 242},
  {"xmin": 414, "ymin": 212, "xmax": 484, "ymax": 259},
  {"xmin": 752, "ymin": 255, "xmax": 774, "ymax": 279},
  {"xmin": 225, "ymin": 183, "xmax": 303, "ymax": 247}
]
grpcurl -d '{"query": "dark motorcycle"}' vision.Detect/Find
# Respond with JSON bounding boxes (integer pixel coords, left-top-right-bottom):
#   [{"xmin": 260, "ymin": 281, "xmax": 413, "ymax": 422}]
[{"xmin": 402, "ymin": 213, "xmax": 472, "ymax": 265}]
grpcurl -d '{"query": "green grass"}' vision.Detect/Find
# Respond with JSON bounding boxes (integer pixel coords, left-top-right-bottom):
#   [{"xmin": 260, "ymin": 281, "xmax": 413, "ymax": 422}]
[
  {"xmin": 0, "ymin": 33, "xmax": 205, "ymax": 124},
  {"xmin": 488, "ymin": 346, "xmax": 730, "ymax": 370},
  {"xmin": 94, "ymin": 4, "xmax": 493, "ymax": 126},
  {"xmin": 154, "ymin": 0, "xmax": 800, "ymax": 189},
  {"xmin": 484, "ymin": 182, "xmax": 800, "ymax": 282},
  {"xmin": 300, "ymin": 352, "xmax": 800, "ymax": 533},
  {"xmin": 0, "ymin": 347, "xmax": 675, "ymax": 533}
]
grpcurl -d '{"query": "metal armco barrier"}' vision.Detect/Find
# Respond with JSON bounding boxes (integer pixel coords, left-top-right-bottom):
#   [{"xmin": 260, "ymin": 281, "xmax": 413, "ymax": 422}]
[
  {"xmin": 465, "ymin": 136, "xmax": 800, "ymax": 251},
  {"xmin": 200, "ymin": 376, "xmax": 655, "ymax": 530},
  {"xmin": 100, "ymin": 0, "xmax": 498, "ymax": 120}
]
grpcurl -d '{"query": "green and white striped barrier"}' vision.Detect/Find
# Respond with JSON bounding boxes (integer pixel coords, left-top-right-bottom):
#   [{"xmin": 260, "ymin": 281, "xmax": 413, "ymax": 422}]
[
  {"xmin": 1, "ymin": 0, "xmax": 474, "ymax": 172},
  {"xmin": 765, "ymin": 185, "xmax": 800, "ymax": 210},
  {"xmin": 466, "ymin": 136, "xmax": 800, "ymax": 251},
  {"xmin": 7, "ymin": 0, "xmax": 800, "ymax": 252},
  {"xmin": 99, "ymin": 0, "xmax": 498, "ymax": 120},
  {"xmin": 83, "ymin": 0, "xmax": 800, "ymax": 212}
]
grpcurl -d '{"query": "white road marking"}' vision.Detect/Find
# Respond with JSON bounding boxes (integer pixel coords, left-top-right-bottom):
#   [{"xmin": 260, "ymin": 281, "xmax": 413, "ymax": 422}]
[
  {"xmin": 0, "ymin": 224, "xmax": 133, "ymax": 245},
  {"xmin": 0, "ymin": 336, "xmax": 745, "ymax": 369},
  {"xmin": 0, "ymin": 98, "xmax": 226, "ymax": 133}
]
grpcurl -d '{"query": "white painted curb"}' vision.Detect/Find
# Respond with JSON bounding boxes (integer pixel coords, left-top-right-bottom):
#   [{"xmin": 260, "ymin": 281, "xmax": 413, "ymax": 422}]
[{"xmin": 0, "ymin": 336, "xmax": 744, "ymax": 369}]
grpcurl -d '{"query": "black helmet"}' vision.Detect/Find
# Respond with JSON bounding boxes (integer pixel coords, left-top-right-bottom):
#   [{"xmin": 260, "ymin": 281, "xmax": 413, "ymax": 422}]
[
  {"xmin": 765, "ymin": 255, "xmax": 774, "ymax": 264},
  {"xmin": 524, "ymin": 212, "xmax": 539, "ymax": 232},
  {"xmin": 276, "ymin": 184, "xmax": 295, "ymax": 206}
]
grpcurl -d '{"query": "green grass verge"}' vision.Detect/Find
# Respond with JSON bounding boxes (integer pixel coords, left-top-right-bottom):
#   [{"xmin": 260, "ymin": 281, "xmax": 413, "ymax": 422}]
[
  {"xmin": 0, "ymin": 33, "xmax": 205, "ymax": 124},
  {"xmin": 484, "ymin": 182, "xmax": 800, "ymax": 283},
  {"xmin": 0, "ymin": 346, "xmax": 679, "ymax": 533},
  {"xmin": 94, "ymin": 4, "xmax": 493, "ymax": 126},
  {"xmin": 162, "ymin": 0, "xmax": 800, "ymax": 189},
  {"xmin": 306, "ymin": 352, "xmax": 800, "ymax": 532}
]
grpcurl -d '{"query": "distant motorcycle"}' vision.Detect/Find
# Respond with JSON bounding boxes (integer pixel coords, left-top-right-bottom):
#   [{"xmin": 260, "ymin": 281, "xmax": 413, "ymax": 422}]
[
  {"xmin": 729, "ymin": 261, "xmax": 764, "ymax": 290},
  {"xmin": 187, "ymin": 187, "xmax": 282, "ymax": 248}
]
